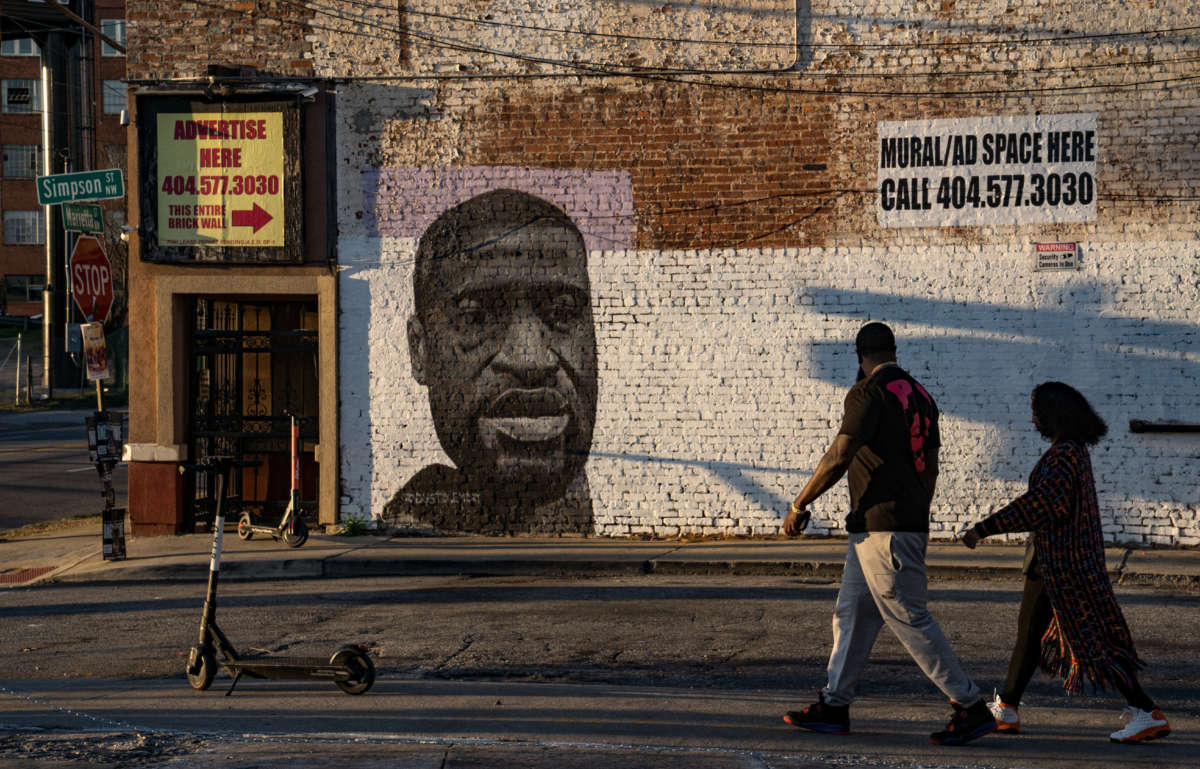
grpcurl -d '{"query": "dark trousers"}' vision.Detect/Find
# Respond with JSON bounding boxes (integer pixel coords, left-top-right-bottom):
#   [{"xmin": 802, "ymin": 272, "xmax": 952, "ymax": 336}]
[{"xmin": 1002, "ymin": 574, "xmax": 1156, "ymax": 712}]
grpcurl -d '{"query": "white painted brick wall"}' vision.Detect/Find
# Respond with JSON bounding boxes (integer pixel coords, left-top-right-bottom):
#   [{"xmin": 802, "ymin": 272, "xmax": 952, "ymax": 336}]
[
  {"xmin": 339, "ymin": 238, "xmax": 1200, "ymax": 545},
  {"xmin": 327, "ymin": 1, "xmax": 1200, "ymax": 545}
]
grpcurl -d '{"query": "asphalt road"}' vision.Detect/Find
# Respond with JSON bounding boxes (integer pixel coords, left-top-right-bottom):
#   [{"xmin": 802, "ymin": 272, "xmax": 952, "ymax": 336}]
[
  {"xmin": 1, "ymin": 574, "xmax": 1197, "ymax": 767},
  {"xmin": 0, "ymin": 409, "xmax": 127, "ymax": 531}
]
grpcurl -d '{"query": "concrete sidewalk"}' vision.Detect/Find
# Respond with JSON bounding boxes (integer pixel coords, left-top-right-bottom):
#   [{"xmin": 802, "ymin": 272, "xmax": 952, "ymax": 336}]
[{"xmin": 3, "ymin": 518, "xmax": 1199, "ymax": 588}]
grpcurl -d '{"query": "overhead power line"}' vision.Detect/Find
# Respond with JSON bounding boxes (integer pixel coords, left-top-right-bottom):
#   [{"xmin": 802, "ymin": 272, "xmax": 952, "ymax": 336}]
[
  {"xmin": 166, "ymin": 0, "xmax": 1200, "ymax": 98},
  {"xmin": 312, "ymin": 0, "xmax": 1200, "ymax": 53},
  {"xmin": 303, "ymin": 0, "xmax": 1200, "ymax": 81}
]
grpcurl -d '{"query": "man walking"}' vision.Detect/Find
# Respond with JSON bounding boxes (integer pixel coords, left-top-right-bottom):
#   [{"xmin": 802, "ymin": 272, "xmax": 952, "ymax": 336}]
[{"xmin": 783, "ymin": 322, "xmax": 996, "ymax": 746}]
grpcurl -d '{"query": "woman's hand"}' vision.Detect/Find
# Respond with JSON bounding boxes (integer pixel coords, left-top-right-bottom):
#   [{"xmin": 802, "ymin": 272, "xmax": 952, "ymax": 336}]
[{"xmin": 961, "ymin": 528, "xmax": 981, "ymax": 549}]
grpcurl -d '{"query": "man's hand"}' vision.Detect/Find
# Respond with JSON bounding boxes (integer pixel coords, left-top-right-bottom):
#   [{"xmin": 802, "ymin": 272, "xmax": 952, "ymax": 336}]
[
  {"xmin": 784, "ymin": 501, "xmax": 810, "ymax": 537},
  {"xmin": 961, "ymin": 528, "xmax": 981, "ymax": 549}
]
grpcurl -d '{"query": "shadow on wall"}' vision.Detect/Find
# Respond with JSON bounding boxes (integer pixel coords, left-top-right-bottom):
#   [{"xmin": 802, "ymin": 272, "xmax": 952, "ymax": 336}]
[
  {"xmin": 588, "ymin": 450, "xmax": 807, "ymax": 519},
  {"xmin": 801, "ymin": 283, "xmax": 1200, "ymax": 497}
]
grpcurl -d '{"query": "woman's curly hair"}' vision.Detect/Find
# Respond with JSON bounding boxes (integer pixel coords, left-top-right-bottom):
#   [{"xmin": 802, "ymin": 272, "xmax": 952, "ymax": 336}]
[{"xmin": 1031, "ymin": 381, "xmax": 1108, "ymax": 445}]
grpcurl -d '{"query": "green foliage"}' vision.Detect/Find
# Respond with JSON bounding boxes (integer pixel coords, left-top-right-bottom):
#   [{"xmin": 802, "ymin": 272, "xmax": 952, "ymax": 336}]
[{"xmin": 336, "ymin": 517, "xmax": 373, "ymax": 537}]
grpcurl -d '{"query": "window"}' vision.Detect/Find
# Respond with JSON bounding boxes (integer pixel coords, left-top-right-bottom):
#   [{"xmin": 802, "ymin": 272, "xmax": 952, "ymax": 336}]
[
  {"xmin": 3, "ymin": 79, "xmax": 41, "ymax": 114},
  {"xmin": 102, "ymin": 80, "xmax": 125, "ymax": 114},
  {"xmin": 101, "ymin": 19, "xmax": 126, "ymax": 56},
  {"xmin": 3, "ymin": 210, "xmax": 45, "ymax": 244},
  {"xmin": 1, "ymin": 38, "xmax": 40, "ymax": 57},
  {"xmin": 2, "ymin": 145, "xmax": 42, "ymax": 178},
  {"xmin": 5, "ymin": 275, "xmax": 44, "ymax": 305}
]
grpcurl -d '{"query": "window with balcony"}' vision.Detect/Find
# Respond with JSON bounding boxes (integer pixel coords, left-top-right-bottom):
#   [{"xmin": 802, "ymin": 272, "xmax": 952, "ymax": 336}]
[{"xmin": 3, "ymin": 79, "xmax": 41, "ymax": 114}]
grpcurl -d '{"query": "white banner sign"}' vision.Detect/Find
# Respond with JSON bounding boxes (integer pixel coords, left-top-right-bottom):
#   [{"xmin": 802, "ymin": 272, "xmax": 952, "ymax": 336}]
[{"xmin": 877, "ymin": 113, "xmax": 1097, "ymax": 228}]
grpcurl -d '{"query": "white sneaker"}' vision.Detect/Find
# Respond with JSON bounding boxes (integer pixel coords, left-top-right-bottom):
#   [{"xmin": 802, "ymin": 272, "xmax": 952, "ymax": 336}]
[
  {"xmin": 1110, "ymin": 707, "xmax": 1170, "ymax": 743},
  {"xmin": 987, "ymin": 691, "xmax": 1020, "ymax": 733}
]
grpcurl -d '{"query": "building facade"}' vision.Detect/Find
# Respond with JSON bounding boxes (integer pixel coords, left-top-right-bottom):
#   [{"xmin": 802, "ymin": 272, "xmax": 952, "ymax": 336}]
[
  {"xmin": 1, "ymin": 0, "xmax": 127, "ymax": 320},
  {"xmin": 124, "ymin": 1, "xmax": 1200, "ymax": 545}
]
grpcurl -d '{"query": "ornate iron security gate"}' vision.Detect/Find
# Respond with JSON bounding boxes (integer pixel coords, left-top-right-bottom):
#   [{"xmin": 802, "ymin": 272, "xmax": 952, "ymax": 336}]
[{"xmin": 188, "ymin": 298, "xmax": 319, "ymax": 529}]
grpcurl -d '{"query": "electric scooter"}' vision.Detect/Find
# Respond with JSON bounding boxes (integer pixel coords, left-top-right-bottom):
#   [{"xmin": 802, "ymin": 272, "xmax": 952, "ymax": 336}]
[
  {"xmin": 183, "ymin": 455, "xmax": 375, "ymax": 696},
  {"xmin": 236, "ymin": 411, "xmax": 309, "ymax": 548}
]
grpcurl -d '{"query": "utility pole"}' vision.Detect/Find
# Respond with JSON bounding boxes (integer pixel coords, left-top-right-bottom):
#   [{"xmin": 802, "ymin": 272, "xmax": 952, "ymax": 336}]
[
  {"xmin": 36, "ymin": 15, "xmax": 89, "ymax": 396},
  {"xmin": 40, "ymin": 32, "xmax": 70, "ymax": 395}
]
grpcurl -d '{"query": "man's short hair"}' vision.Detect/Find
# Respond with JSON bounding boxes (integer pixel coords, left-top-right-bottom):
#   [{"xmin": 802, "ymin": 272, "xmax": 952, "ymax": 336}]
[
  {"xmin": 413, "ymin": 189, "xmax": 584, "ymax": 319},
  {"xmin": 855, "ymin": 322, "xmax": 896, "ymax": 357}
]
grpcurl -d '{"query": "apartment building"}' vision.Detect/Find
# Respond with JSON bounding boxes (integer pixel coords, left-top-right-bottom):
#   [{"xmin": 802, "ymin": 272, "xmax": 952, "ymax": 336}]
[{"xmin": 1, "ymin": 0, "xmax": 126, "ymax": 319}]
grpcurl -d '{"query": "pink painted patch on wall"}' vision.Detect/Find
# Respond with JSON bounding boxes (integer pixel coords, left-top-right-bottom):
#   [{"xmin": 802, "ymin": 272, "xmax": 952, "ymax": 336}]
[{"xmin": 362, "ymin": 166, "xmax": 636, "ymax": 251}]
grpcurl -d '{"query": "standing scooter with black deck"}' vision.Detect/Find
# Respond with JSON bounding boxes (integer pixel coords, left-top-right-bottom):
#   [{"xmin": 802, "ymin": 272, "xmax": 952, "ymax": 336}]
[
  {"xmin": 183, "ymin": 455, "xmax": 375, "ymax": 695},
  {"xmin": 236, "ymin": 411, "xmax": 309, "ymax": 548}
]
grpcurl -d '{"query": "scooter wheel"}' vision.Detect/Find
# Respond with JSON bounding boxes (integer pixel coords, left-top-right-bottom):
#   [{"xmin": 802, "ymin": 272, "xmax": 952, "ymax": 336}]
[
  {"xmin": 237, "ymin": 512, "xmax": 254, "ymax": 541},
  {"xmin": 282, "ymin": 517, "xmax": 308, "ymax": 548},
  {"xmin": 331, "ymin": 646, "xmax": 374, "ymax": 695},
  {"xmin": 187, "ymin": 646, "xmax": 217, "ymax": 691}
]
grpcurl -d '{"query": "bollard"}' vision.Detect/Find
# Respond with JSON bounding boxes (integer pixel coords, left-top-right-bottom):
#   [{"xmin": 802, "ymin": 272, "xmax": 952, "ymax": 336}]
[{"xmin": 12, "ymin": 334, "xmax": 20, "ymax": 405}]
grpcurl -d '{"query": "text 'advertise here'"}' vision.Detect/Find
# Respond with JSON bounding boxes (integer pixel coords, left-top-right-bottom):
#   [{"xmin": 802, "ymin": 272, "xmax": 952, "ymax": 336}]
[{"xmin": 156, "ymin": 113, "xmax": 285, "ymax": 247}]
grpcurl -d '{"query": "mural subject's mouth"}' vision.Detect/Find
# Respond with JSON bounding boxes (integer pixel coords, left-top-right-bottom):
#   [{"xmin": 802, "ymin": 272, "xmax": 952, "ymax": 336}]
[{"xmin": 480, "ymin": 389, "xmax": 571, "ymax": 443}]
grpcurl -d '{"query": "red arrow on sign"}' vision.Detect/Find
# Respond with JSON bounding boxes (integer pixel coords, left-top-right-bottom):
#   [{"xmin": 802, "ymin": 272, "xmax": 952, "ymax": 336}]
[
  {"xmin": 69, "ymin": 235, "xmax": 113, "ymax": 323},
  {"xmin": 231, "ymin": 203, "xmax": 273, "ymax": 233}
]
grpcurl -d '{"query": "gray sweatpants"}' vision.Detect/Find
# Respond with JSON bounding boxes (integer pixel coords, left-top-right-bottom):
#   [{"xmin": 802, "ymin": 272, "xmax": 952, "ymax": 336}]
[{"xmin": 822, "ymin": 531, "xmax": 982, "ymax": 707}]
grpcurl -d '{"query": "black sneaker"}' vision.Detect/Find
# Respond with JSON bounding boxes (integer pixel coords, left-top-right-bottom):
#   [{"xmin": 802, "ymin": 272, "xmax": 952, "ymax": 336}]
[
  {"xmin": 784, "ymin": 691, "xmax": 850, "ymax": 735},
  {"xmin": 930, "ymin": 699, "xmax": 998, "ymax": 745}
]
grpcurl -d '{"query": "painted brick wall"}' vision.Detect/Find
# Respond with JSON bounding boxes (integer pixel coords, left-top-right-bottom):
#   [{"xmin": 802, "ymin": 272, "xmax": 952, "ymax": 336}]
[
  {"xmin": 126, "ymin": 0, "xmax": 315, "ymax": 80},
  {"xmin": 126, "ymin": 2, "xmax": 1200, "ymax": 543},
  {"xmin": 339, "ymin": 233, "xmax": 1200, "ymax": 545}
]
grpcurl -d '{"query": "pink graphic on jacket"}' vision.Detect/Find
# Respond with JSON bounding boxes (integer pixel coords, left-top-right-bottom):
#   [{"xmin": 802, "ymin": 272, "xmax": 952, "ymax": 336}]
[{"xmin": 886, "ymin": 379, "xmax": 933, "ymax": 471}]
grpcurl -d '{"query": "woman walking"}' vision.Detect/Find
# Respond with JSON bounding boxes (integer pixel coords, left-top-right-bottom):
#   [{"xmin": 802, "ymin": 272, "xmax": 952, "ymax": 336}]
[{"xmin": 962, "ymin": 382, "xmax": 1170, "ymax": 744}]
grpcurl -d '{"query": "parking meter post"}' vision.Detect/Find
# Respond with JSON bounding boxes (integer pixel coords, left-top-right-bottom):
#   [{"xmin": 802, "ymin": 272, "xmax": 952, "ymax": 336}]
[{"xmin": 87, "ymin": 410, "xmax": 127, "ymax": 561}]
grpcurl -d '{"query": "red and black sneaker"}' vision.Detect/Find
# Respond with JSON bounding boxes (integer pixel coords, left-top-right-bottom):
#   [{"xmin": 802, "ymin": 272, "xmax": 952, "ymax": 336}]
[
  {"xmin": 783, "ymin": 691, "xmax": 850, "ymax": 735},
  {"xmin": 930, "ymin": 699, "xmax": 998, "ymax": 746}
]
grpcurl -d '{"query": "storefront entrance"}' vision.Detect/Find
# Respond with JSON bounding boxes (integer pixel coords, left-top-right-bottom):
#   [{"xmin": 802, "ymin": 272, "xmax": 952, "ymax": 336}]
[{"xmin": 187, "ymin": 297, "xmax": 319, "ymax": 530}]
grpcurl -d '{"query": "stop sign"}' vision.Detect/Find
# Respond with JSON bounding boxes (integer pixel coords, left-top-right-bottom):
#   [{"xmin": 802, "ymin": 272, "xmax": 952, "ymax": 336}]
[{"xmin": 69, "ymin": 235, "xmax": 114, "ymax": 323}]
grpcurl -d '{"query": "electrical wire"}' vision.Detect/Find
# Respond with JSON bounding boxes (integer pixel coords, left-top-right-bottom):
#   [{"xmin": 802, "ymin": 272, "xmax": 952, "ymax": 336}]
[
  {"xmin": 313, "ymin": 0, "xmax": 1200, "ymax": 53},
  {"xmin": 166, "ymin": 0, "xmax": 1200, "ymax": 97},
  {"xmin": 334, "ymin": 183, "xmax": 1200, "ymax": 269},
  {"xmin": 294, "ymin": 0, "xmax": 1200, "ymax": 80},
  {"xmin": 304, "ymin": 0, "xmax": 1200, "ymax": 81}
]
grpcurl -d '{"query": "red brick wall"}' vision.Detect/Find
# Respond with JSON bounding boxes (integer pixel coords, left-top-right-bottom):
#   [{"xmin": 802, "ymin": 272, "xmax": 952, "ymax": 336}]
[
  {"xmin": 126, "ymin": 0, "xmax": 315, "ymax": 80},
  {"xmin": 459, "ymin": 84, "xmax": 838, "ymax": 250}
]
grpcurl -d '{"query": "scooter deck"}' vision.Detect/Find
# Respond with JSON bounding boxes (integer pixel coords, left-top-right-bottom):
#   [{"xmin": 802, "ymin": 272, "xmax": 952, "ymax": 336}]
[{"xmin": 223, "ymin": 656, "xmax": 354, "ymax": 681}]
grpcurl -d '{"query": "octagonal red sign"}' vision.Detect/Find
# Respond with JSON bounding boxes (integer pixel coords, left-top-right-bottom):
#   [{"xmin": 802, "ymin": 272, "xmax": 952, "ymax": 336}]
[{"xmin": 69, "ymin": 235, "xmax": 113, "ymax": 323}]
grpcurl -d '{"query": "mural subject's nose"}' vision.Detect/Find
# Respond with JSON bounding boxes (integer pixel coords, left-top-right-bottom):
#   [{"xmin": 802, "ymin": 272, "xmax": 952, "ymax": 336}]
[{"xmin": 492, "ymin": 308, "xmax": 559, "ymax": 385}]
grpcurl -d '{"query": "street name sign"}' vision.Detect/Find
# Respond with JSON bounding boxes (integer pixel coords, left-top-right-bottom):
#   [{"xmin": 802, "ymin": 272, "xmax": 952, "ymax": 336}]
[
  {"xmin": 37, "ymin": 169, "xmax": 125, "ymax": 205},
  {"xmin": 69, "ymin": 235, "xmax": 114, "ymax": 323},
  {"xmin": 62, "ymin": 203, "xmax": 105, "ymax": 232}
]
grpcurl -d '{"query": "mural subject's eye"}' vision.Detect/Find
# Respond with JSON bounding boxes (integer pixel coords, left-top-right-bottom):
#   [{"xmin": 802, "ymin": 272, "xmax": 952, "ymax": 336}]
[
  {"xmin": 541, "ymin": 292, "xmax": 587, "ymax": 331},
  {"xmin": 454, "ymin": 296, "xmax": 487, "ymax": 327}
]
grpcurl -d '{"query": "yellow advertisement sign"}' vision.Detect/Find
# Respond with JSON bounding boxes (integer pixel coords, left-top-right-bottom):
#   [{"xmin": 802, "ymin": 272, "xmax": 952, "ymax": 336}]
[{"xmin": 156, "ymin": 112, "xmax": 285, "ymax": 246}]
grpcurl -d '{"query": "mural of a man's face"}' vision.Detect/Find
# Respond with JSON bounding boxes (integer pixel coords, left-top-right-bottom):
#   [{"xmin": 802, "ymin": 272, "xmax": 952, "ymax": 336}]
[{"xmin": 408, "ymin": 191, "xmax": 598, "ymax": 502}]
